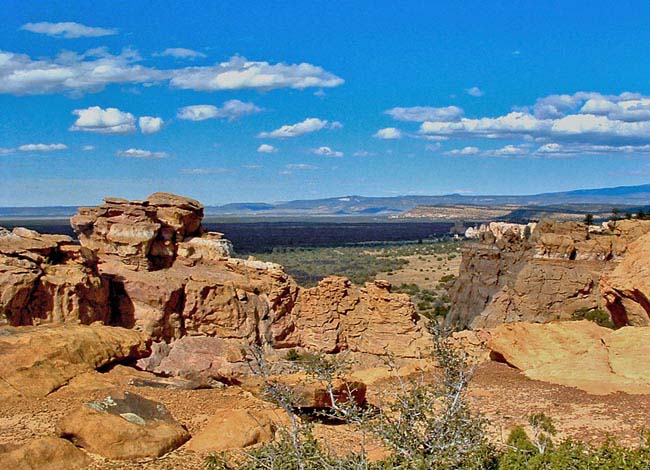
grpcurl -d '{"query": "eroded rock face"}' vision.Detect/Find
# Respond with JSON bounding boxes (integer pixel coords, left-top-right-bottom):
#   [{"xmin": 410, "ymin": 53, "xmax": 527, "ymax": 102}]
[
  {"xmin": 600, "ymin": 231, "xmax": 650, "ymax": 326},
  {"xmin": 57, "ymin": 392, "xmax": 190, "ymax": 460},
  {"xmin": 449, "ymin": 219, "xmax": 650, "ymax": 328},
  {"xmin": 0, "ymin": 227, "xmax": 110, "ymax": 326},
  {"xmin": 0, "ymin": 323, "xmax": 150, "ymax": 398},
  {"xmin": 487, "ymin": 320, "xmax": 650, "ymax": 395}
]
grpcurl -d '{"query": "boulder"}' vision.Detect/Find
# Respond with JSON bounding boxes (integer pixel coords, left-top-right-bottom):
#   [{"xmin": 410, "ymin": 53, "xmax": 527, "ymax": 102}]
[
  {"xmin": 272, "ymin": 372, "xmax": 367, "ymax": 408},
  {"xmin": 487, "ymin": 321, "xmax": 650, "ymax": 394},
  {"xmin": 57, "ymin": 392, "xmax": 190, "ymax": 460},
  {"xmin": 0, "ymin": 323, "xmax": 150, "ymax": 398},
  {"xmin": 0, "ymin": 437, "xmax": 91, "ymax": 470},
  {"xmin": 145, "ymin": 335, "xmax": 247, "ymax": 384},
  {"xmin": 186, "ymin": 409, "xmax": 278, "ymax": 452}
]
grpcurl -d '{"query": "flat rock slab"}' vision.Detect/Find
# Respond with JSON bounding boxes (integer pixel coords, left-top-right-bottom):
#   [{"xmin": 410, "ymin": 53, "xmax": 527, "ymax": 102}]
[
  {"xmin": 0, "ymin": 323, "xmax": 150, "ymax": 399},
  {"xmin": 57, "ymin": 391, "xmax": 190, "ymax": 460},
  {"xmin": 488, "ymin": 320, "xmax": 650, "ymax": 394}
]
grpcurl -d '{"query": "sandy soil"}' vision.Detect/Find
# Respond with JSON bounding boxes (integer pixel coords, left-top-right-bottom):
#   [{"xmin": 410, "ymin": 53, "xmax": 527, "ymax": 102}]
[{"xmin": 2, "ymin": 360, "xmax": 650, "ymax": 469}]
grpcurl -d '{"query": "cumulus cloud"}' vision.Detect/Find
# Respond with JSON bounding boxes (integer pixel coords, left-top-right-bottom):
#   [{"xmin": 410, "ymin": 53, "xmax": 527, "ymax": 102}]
[
  {"xmin": 0, "ymin": 48, "xmax": 165, "ymax": 96},
  {"xmin": 177, "ymin": 100, "xmax": 262, "ymax": 121},
  {"xmin": 21, "ymin": 21, "xmax": 117, "ymax": 38},
  {"xmin": 0, "ymin": 50, "xmax": 342, "ymax": 96},
  {"xmin": 70, "ymin": 106, "xmax": 136, "ymax": 134},
  {"xmin": 385, "ymin": 106, "xmax": 463, "ymax": 122},
  {"xmin": 373, "ymin": 127, "xmax": 402, "ymax": 140},
  {"xmin": 0, "ymin": 148, "xmax": 15, "ymax": 155},
  {"xmin": 170, "ymin": 55, "xmax": 344, "ymax": 91},
  {"xmin": 466, "ymin": 86, "xmax": 484, "ymax": 97},
  {"xmin": 139, "ymin": 116, "xmax": 164, "ymax": 134},
  {"xmin": 257, "ymin": 144, "xmax": 278, "ymax": 153},
  {"xmin": 18, "ymin": 143, "xmax": 67, "ymax": 152},
  {"xmin": 258, "ymin": 118, "xmax": 337, "ymax": 138},
  {"xmin": 181, "ymin": 168, "xmax": 231, "ymax": 174},
  {"xmin": 310, "ymin": 146, "xmax": 343, "ymax": 157},
  {"xmin": 117, "ymin": 148, "xmax": 168, "ymax": 159},
  {"xmin": 81, "ymin": 145, "xmax": 95, "ymax": 151},
  {"xmin": 534, "ymin": 142, "xmax": 650, "ymax": 157},
  {"xmin": 419, "ymin": 92, "xmax": 650, "ymax": 147},
  {"xmin": 425, "ymin": 142, "xmax": 442, "ymax": 152},
  {"xmin": 155, "ymin": 48, "xmax": 206, "ymax": 59}
]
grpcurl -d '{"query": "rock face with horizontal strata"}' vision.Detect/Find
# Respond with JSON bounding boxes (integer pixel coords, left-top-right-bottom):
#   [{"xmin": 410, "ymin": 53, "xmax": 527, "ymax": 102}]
[{"xmin": 448, "ymin": 219, "xmax": 650, "ymax": 329}]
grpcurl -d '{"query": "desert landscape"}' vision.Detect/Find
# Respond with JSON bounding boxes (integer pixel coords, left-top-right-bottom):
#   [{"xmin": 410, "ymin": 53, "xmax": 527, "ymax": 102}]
[{"xmin": 0, "ymin": 192, "xmax": 649, "ymax": 469}]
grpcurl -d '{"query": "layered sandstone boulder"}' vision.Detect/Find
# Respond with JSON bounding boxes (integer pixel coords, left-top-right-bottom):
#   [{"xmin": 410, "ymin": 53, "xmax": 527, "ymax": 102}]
[
  {"xmin": 487, "ymin": 320, "xmax": 650, "ymax": 394},
  {"xmin": 449, "ymin": 219, "xmax": 650, "ymax": 328},
  {"xmin": 0, "ymin": 323, "xmax": 150, "ymax": 398},
  {"xmin": 57, "ymin": 392, "xmax": 190, "ymax": 459},
  {"xmin": 0, "ymin": 227, "xmax": 109, "ymax": 326}
]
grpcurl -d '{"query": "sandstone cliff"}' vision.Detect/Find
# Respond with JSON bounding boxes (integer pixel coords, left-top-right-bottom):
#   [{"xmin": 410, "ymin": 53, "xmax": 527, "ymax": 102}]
[{"xmin": 448, "ymin": 219, "xmax": 650, "ymax": 328}]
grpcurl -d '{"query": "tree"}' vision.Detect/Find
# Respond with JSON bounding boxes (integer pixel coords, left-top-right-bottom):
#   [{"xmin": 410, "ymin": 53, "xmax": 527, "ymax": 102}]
[
  {"xmin": 583, "ymin": 214, "xmax": 594, "ymax": 226},
  {"xmin": 611, "ymin": 208, "xmax": 621, "ymax": 221},
  {"xmin": 638, "ymin": 209, "xmax": 647, "ymax": 220}
]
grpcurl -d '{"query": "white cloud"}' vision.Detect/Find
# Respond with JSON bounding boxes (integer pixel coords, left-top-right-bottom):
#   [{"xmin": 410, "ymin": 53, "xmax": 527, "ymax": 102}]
[
  {"xmin": 286, "ymin": 163, "xmax": 318, "ymax": 170},
  {"xmin": 181, "ymin": 168, "xmax": 231, "ymax": 174},
  {"xmin": 0, "ymin": 50, "xmax": 341, "ymax": 96},
  {"xmin": 82, "ymin": 145, "xmax": 95, "ymax": 151},
  {"xmin": 535, "ymin": 142, "xmax": 650, "ymax": 157},
  {"xmin": 117, "ymin": 148, "xmax": 168, "ymax": 159},
  {"xmin": 18, "ymin": 143, "xmax": 67, "ymax": 152},
  {"xmin": 70, "ymin": 106, "xmax": 136, "ymax": 134},
  {"xmin": 0, "ymin": 148, "xmax": 15, "ymax": 155},
  {"xmin": 244, "ymin": 164, "xmax": 263, "ymax": 170},
  {"xmin": 21, "ymin": 21, "xmax": 117, "ymax": 38},
  {"xmin": 170, "ymin": 55, "xmax": 344, "ymax": 91},
  {"xmin": 445, "ymin": 146, "xmax": 479, "ymax": 156},
  {"xmin": 177, "ymin": 100, "xmax": 262, "ymax": 121},
  {"xmin": 139, "ymin": 116, "xmax": 164, "ymax": 134},
  {"xmin": 373, "ymin": 127, "xmax": 402, "ymax": 140},
  {"xmin": 353, "ymin": 150, "xmax": 376, "ymax": 157},
  {"xmin": 257, "ymin": 144, "xmax": 278, "ymax": 153},
  {"xmin": 385, "ymin": 106, "xmax": 463, "ymax": 122},
  {"xmin": 425, "ymin": 142, "xmax": 442, "ymax": 152},
  {"xmin": 155, "ymin": 48, "xmax": 206, "ymax": 59},
  {"xmin": 310, "ymin": 146, "xmax": 343, "ymax": 157},
  {"xmin": 466, "ymin": 86, "xmax": 484, "ymax": 97},
  {"xmin": 258, "ymin": 118, "xmax": 336, "ymax": 138}
]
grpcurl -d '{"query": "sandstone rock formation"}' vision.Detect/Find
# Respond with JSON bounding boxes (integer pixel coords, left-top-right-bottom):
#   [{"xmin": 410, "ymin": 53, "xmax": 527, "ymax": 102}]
[
  {"xmin": 0, "ymin": 323, "xmax": 150, "ymax": 398},
  {"xmin": 0, "ymin": 436, "xmax": 92, "ymax": 470},
  {"xmin": 449, "ymin": 219, "xmax": 650, "ymax": 328},
  {"xmin": 487, "ymin": 320, "xmax": 650, "ymax": 394},
  {"xmin": 600, "ymin": 231, "xmax": 650, "ymax": 326},
  {"xmin": 57, "ymin": 392, "xmax": 190, "ymax": 460},
  {"xmin": 0, "ymin": 227, "xmax": 109, "ymax": 326}
]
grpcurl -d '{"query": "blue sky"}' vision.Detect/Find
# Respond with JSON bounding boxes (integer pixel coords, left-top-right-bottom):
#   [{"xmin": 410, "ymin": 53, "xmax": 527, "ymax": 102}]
[{"xmin": 2, "ymin": 0, "xmax": 650, "ymax": 206}]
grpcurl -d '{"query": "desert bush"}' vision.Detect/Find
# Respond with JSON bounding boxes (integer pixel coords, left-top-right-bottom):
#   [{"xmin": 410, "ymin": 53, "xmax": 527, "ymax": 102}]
[{"xmin": 571, "ymin": 307, "xmax": 616, "ymax": 329}]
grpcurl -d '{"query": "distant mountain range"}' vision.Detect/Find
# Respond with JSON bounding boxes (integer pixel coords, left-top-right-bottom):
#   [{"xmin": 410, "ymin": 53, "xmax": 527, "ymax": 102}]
[{"xmin": 1, "ymin": 183, "xmax": 649, "ymax": 219}]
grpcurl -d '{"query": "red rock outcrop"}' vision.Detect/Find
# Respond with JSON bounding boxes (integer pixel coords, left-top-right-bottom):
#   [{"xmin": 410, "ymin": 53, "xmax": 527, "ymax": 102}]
[
  {"xmin": 1, "ymin": 193, "xmax": 432, "ymax": 381},
  {"xmin": 449, "ymin": 219, "xmax": 650, "ymax": 328},
  {"xmin": 0, "ymin": 227, "xmax": 109, "ymax": 326}
]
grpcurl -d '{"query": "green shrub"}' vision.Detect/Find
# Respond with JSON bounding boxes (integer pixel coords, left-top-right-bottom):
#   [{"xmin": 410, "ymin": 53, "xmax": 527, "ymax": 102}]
[{"xmin": 571, "ymin": 307, "xmax": 616, "ymax": 329}]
